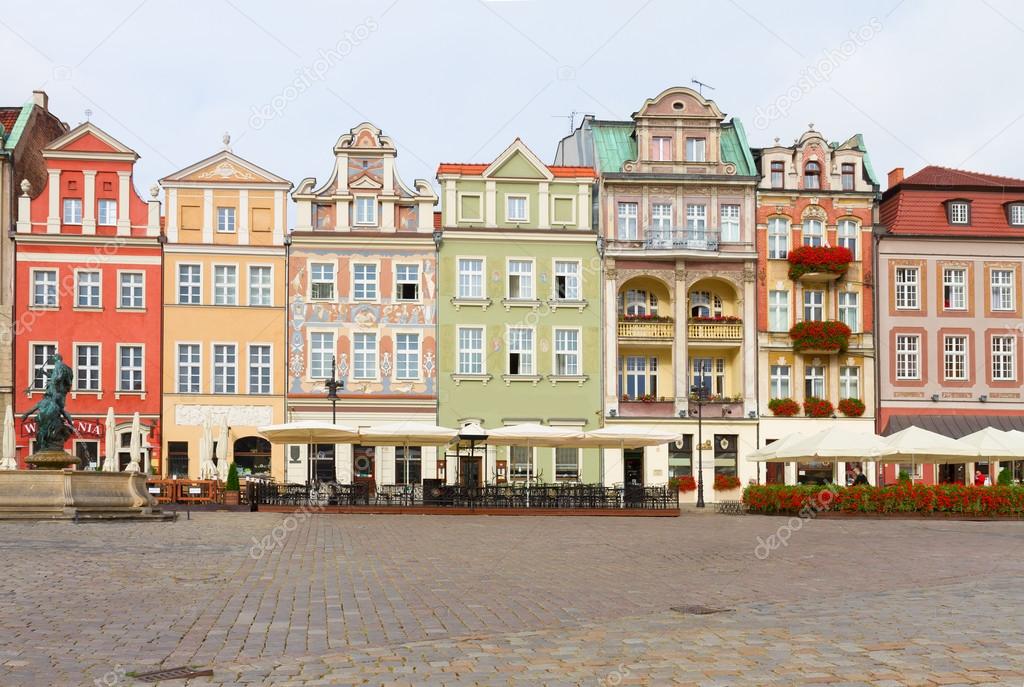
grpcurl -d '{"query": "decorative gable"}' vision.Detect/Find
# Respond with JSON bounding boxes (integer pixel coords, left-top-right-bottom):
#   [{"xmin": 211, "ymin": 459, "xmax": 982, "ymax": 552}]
[
  {"xmin": 483, "ymin": 139, "xmax": 553, "ymax": 181},
  {"xmin": 161, "ymin": 150, "xmax": 291, "ymax": 186},
  {"xmin": 44, "ymin": 122, "xmax": 138, "ymax": 160}
]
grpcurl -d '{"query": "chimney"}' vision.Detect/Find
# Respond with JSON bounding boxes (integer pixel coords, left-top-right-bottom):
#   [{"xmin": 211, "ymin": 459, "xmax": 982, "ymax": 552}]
[
  {"xmin": 31, "ymin": 90, "xmax": 48, "ymax": 111},
  {"xmin": 888, "ymin": 167, "xmax": 904, "ymax": 188}
]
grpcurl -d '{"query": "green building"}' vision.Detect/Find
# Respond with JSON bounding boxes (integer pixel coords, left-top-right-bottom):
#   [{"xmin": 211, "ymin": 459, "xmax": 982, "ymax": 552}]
[{"xmin": 436, "ymin": 140, "xmax": 601, "ymax": 485}]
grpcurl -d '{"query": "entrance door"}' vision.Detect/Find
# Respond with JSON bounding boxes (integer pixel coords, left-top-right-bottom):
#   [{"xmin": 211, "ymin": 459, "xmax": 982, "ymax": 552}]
[
  {"xmin": 352, "ymin": 444, "xmax": 376, "ymax": 494},
  {"xmin": 460, "ymin": 457, "xmax": 482, "ymax": 487},
  {"xmin": 623, "ymin": 449, "xmax": 644, "ymax": 486},
  {"xmin": 311, "ymin": 443, "xmax": 336, "ymax": 482}
]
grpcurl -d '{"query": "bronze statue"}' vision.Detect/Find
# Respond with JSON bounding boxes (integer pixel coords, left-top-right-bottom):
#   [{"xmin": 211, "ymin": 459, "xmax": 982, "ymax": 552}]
[{"xmin": 21, "ymin": 354, "xmax": 76, "ymax": 454}]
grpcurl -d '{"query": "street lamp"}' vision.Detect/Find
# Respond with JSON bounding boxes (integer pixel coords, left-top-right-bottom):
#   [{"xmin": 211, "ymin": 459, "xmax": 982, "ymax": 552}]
[
  {"xmin": 309, "ymin": 355, "xmax": 345, "ymax": 484},
  {"xmin": 690, "ymin": 361, "xmax": 708, "ymax": 508}
]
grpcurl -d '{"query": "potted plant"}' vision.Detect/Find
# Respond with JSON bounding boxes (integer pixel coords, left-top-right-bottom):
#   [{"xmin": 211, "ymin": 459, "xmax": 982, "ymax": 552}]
[
  {"xmin": 768, "ymin": 398, "xmax": 800, "ymax": 417},
  {"xmin": 669, "ymin": 475, "xmax": 697, "ymax": 492},
  {"xmin": 837, "ymin": 398, "xmax": 866, "ymax": 417},
  {"xmin": 223, "ymin": 463, "xmax": 240, "ymax": 506},
  {"xmin": 786, "ymin": 245, "xmax": 852, "ymax": 280},
  {"xmin": 803, "ymin": 397, "xmax": 835, "ymax": 418},
  {"xmin": 714, "ymin": 473, "xmax": 741, "ymax": 491},
  {"xmin": 789, "ymin": 320, "xmax": 852, "ymax": 353}
]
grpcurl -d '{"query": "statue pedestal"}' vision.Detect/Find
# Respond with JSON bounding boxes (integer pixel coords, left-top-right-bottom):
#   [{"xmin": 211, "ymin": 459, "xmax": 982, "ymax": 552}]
[
  {"xmin": 0, "ymin": 470, "xmax": 172, "ymax": 520},
  {"xmin": 25, "ymin": 450, "xmax": 81, "ymax": 470}
]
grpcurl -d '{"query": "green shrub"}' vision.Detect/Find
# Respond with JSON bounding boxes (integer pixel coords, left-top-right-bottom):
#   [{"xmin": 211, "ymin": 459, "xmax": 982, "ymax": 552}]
[
  {"xmin": 898, "ymin": 470, "xmax": 911, "ymax": 482},
  {"xmin": 226, "ymin": 463, "xmax": 240, "ymax": 491},
  {"xmin": 998, "ymin": 468, "xmax": 1013, "ymax": 486}
]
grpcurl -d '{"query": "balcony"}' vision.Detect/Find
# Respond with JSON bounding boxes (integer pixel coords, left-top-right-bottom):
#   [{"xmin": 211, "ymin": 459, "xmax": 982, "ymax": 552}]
[
  {"xmin": 644, "ymin": 227, "xmax": 719, "ymax": 251},
  {"xmin": 688, "ymin": 398, "xmax": 745, "ymax": 419},
  {"xmin": 618, "ymin": 317, "xmax": 674, "ymax": 341},
  {"xmin": 687, "ymin": 318, "xmax": 743, "ymax": 342},
  {"xmin": 618, "ymin": 397, "xmax": 676, "ymax": 418}
]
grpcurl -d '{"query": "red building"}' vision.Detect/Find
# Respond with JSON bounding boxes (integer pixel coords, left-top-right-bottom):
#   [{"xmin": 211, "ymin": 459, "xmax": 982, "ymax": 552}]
[{"xmin": 13, "ymin": 122, "xmax": 161, "ymax": 470}]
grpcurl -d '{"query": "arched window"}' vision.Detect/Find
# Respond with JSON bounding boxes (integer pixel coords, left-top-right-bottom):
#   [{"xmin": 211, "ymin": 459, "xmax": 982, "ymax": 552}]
[
  {"xmin": 618, "ymin": 289, "xmax": 659, "ymax": 317},
  {"xmin": 804, "ymin": 161, "xmax": 821, "ymax": 190},
  {"xmin": 233, "ymin": 436, "xmax": 272, "ymax": 475},
  {"xmin": 689, "ymin": 291, "xmax": 723, "ymax": 318},
  {"xmin": 803, "ymin": 219, "xmax": 824, "ymax": 247},
  {"xmin": 837, "ymin": 219, "xmax": 858, "ymax": 256}
]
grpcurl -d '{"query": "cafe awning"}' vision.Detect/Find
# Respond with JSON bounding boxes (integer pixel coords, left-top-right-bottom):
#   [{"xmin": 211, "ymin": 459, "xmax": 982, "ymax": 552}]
[{"xmin": 883, "ymin": 413, "xmax": 1024, "ymax": 438}]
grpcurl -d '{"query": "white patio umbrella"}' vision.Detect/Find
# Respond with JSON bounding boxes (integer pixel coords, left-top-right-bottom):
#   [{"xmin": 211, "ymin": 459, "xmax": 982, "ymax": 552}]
[
  {"xmin": 101, "ymin": 407, "xmax": 118, "ymax": 472},
  {"xmin": 216, "ymin": 417, "xmax": 230, "ymax": 482},
  {"xmin": 257, "ymin": 420, "xmax": 360, "ymax": 444},
  {"xmin": 878, "ymin": 426, "xmax": 981, "ymax": 480},
  {"xmin": 199, "ymin": 414, "xmax": 219, "ymax": 479},
  {"xmin": 485, "ymin": 423, "xmax": 586, "ymax": 506},
  {"xmin": 358, "ymin": 422, "xmax": 459, "ymax": 485},
  {"xmin": 746, "ymin": 432, "xmax": 808, "ymax": 462},
  {"xmin": 772, "ymin": 426, "xmax": 889, "ymax": 463},
  {"xmin": 0, "ymin": 406, "xmax": 16, "ymax": 470},
  {"xmin": 577, "ymin": 425, "xmax": 682, "ymax": 449},
  {"xmin": 124, "ymin": 412, "xmax": 142, "ymax": 473},
  {"xmin": 957, "ymin": 427, "xmax": 1024, "ymax": 458}
]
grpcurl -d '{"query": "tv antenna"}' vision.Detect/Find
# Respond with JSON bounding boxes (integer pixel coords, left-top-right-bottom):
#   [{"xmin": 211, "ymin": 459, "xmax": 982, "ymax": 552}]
[
  {"xmin": 551, "ymin": 110, "xmax": 593, "ymax": 134},
  {"xmin": 691, "ymin": 78, "xmax": 715, "ymax": 96}
]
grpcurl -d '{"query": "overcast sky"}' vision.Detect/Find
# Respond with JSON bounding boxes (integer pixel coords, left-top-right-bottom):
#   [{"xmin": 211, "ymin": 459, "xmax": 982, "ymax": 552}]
[{"xmin": 3, "ymin": 0, "xmax": 1022, "ymax": 201}]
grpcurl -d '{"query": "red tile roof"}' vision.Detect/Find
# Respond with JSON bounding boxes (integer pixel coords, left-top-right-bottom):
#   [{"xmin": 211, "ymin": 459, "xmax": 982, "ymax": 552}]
[
  {"xmin": 436, "ymin": 163, "xmax": 595, "ymax": 178},
  {"xmin": 433, "ymin": 210, "xmax": 441, "ymax": 229},
  {"xmin": 899, "ymin": 165, "xmax": 1024, "ymax": 189},
  {"xmin": 436, "ymin": 163, "xmax": 487, "ymax": 175},
  {"xmin": 0, "ymin": 107, "xmax": 21, "ymax": 137}
]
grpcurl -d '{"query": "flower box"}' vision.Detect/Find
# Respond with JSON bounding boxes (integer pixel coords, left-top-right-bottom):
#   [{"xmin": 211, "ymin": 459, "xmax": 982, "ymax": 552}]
[
  {"xmin": 669, "ymin": 475, "xmax": 697, "ymax": 492},
  {"xmin": 768, "ymin": 398, "xmax": 800, "ymax": 417},
  {"xmin": 789, "ymin": 320, "xmax": 851, "ymax": 353},
  {"xmin": 688, "ymin": 315, "xmax": 741, "ymax": 324},
  {"xmin": 803, "ymin": 397, "xmax": 835, "ymax": 418},
  {"xmin": 621, "ymin": 313, "xmax": 673, "ymax": 323},
  {"xmin": 743, "ymin": 484, "xmax": 1024, "ymax": 517},
  {"xmin": 838, "ymin": 398, "xmax": 866, "ymax": 417},
  {"xmin": 787, "ymin": 246, "xmax": 852, "ymax": 281},
  {"xmin": 714, "ymin": 474, "xmax": 741, "ymax": 491}
]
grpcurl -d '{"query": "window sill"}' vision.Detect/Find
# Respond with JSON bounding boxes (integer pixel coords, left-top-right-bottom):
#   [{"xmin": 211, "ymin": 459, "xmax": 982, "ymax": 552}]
[
  {"xmin": 501, "ymin": 374, "xmax": 543, "ymax": 386},
  {"xmin": 115, "ymin": 391, "xmax": 147, "ymax": 401},
  {"xmin": 71, "ymin": 391, "xmax": 104, "ymax": 400},
  {"xmin": 29, "ymin": 305, "xmax": 59, "ymax": 311},
  {"xmin": 547, "ymin": 298, "xmax": 588, "ymax": 312},
  {"xmin": 73, "ymin": 306, "xmax": 104, "ymax": 312},
  {"xmin": 450, "ymin": 373, "xmax": 493, "ymax": 386},
  {"xmin": 450, "ymin": 297, "xmax": 492, "ymax": 311},
  {"xmin": 307, "ymin": 297, "xmax": 336, "ymax": 304},
  {"xmin": 501, "ymin": 298, "xmax": 542, "ymax": 311},
  {"xmin": 547, "ymin": 374, "xmax": 589, "ymax": 387},
  {"xmin": 116, "ymin": 307, "xmax": 147, "ymax": 313}
]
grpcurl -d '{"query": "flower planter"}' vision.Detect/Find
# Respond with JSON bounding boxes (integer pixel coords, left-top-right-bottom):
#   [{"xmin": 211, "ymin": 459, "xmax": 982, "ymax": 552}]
[
  {"xmin": 787, "ymin": 246, "xmax": 852, "ymax": 281},
  {"xmin": 223, "ymin": 490, "xmax": 240, "ymax": 506},
  {"xmin": 796, "ymin": 271, "xmax": 842, "ymax": 284},
  {"xmin": 790, "ymin": 320, "xmax": 852, "ymax": 354}
]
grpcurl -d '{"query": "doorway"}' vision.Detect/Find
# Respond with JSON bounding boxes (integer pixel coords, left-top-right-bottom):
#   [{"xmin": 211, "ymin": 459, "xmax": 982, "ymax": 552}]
[
  {"xmin": 233, "ymin": 436, "xmax": 272, "ymax": 476},
  {"xmin": 352, "ymin": 444, "xmax": 376, "ymax": 492},
  {"xmin": 624, "ymin": 449, "xmax": 644, "ymax": 486},
  {"xmin": 460, "ymin": 456, "xmax": 482, "ymax": 487},
  {"xmin": 310, "ymin": 443, "xmax": 336, "ymax": 482}
]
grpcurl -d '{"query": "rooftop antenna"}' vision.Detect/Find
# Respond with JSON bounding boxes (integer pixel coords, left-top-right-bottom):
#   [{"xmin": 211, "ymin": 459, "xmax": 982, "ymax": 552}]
[
  {"xmin": 84, "ymin": 108, "xmax": 92, "ymax": 122},
  {"xmin": 551, "ymin": 110, "xmax": 593, "ymax": 134},
  {"xmin": 691, "ymin": 78, "xmax": 715, "ymax": 97}
]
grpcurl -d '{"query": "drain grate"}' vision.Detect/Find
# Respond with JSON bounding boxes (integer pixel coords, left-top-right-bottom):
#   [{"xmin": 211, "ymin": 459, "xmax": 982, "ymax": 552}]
[
  {"xmin": 670, "ymin": 605, "xmax": 733, "ymax": 615},
  {"xmin": 131, "ymin": 666, "xmax": 213, "ymax": 683}
]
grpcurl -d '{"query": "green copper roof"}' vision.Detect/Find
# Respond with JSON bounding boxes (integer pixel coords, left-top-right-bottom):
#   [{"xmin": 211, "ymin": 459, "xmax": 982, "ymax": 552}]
[
  {"xmin": 720, "ymin": 118, "xmax": 757, "ymax": 176},
  {"xmin": 590, "ymin": 121, "xmax": 636, "ymax": 173},
  {"xmin": 3, "ymin": 102, "xmax": 33, "ymax": 151},
  {"xmin": 854, "ymin": 134, "xmax": 880, "ymax": 187}
]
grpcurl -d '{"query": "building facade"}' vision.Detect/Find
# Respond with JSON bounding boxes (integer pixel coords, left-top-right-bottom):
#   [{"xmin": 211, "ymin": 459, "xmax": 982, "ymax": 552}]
[
  {"xmin": 556, "ymin": 87, "xmax": 759, "ymax": 498},
  {"xmin": 0, "ymin": 91, "xmax": 67, "ymax": 434},
  {"xmin": 877, "ymin": 165, "xmax": 1024, "ymax": 484},
  {"xmin": 753, "ymin": 128, "xmax": 880, "ymax": 485},
  {"xmin": 159, "ymin": 142, "xmax": 292, "ymax": 480},
  {"xmin": 13, "ymin": 122, "xmax": 161, "ymax": 469},
  {"xmin": 436, "ymin": 140, "xmax": 600, "ymax": 486},
  {"xmin": 288, "ymin": 122, "xmax": 438, "ymax": 487}
]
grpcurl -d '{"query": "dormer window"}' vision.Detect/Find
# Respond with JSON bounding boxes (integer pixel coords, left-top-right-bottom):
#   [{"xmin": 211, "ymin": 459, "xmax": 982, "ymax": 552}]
[
  {"xmin": 355, "ymin": 196, "xmax": 377, "ymax": 226},
  {"xmin": 804, "ymin": 161, "xmax": 821, "ymax": 190},
  {"xmin": 770, "ymin": 161, "xmax": 785, "ymax": 188},
  {"xmin": 841, "ymin": 163, "xmax": 855, "ymax": 191},
  {"xmin": 947, "ymin": 200, "xmax": 971, "ymax": 225},
  {"xmin": 685, "ymin": 138, "xmax": 706, "ymax": 162},
  {"xmin": 1008, "ymin": 202, "xmax": 1024, "ymax": 226},
  {"xmin": 652, "ymin": 136, "xmax": 672, "ymax": 161}
]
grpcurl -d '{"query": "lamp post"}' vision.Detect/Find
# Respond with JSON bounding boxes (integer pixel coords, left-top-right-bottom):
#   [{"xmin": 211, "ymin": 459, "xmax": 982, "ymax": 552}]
[
  {"xmin": 690, "ymin": 361, "xmax": 708, "ymax": 508},
  {"xmin": 309, "ymin": 355, "xmax": 344, "ymax": 485}
]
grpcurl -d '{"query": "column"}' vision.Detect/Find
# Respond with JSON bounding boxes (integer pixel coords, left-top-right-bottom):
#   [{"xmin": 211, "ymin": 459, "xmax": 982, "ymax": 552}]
[
  {"xmin": 166, "ymin": 188, "xmax": 179, "ymax": 242},
  {"xmin": 382, "ymin": 155, "xmax": 394, "ymax": 195},
  {"xmin": 577, "ymin": 182, "xmax": 589, "ymax": 230},
  {"xmin": 743, "ymin": 264, "xmax": 757, "ymax": 415},
  {"xmin": 444, "ymin": 180, "xmax": 456, "ymax": 227},
  {"xmin": 336, "ymin": 154, "xmax": 349, "ymax": 194},
  {"xmin": 202, "ymin": 189, "xmax": 213, "ymax": 243},
  {"xmin": 674, "ymin": 263, "xmax": 687, "ymax": 415},
  {"xmin": 381, "ymin": 199, "xmax": 396, "ymax": 232},
  {"xmin": 538, "ymin": 181, "xmax": 549, "ymax": 227},
  {"xmin": 116, "ymin": 171, "xmax": 131, "ymax": 236},
  {"xmin": 604, "ymin": 265, "xmax": 619, "ymax": 413},
  {"xmin": 336, "ymin": 199, "xmax": 350, "ymax": 231},
  {"xmin": 46, "ymin": 169, "xmax": 60, "ymax": 233},
  {"xmin": 238, "ymin": 190, "xmax": 250, "ymax": 244},
  {"xmin": 485, "ymin": 180, "xmax": 497, "ymax": 227},
  {"xmin": 273, "ymin": 190, "xmax": 285, "ymax": 244},
  {"xmin": 82, "ymin": 171, "xmax": 97, "ymax": 234}
]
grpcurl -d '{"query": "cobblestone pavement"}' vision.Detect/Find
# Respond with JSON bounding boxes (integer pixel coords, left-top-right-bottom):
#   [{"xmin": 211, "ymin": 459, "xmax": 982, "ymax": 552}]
[{"xmin": 1, "ymin": 512, "xmax": 1022, "ymax": 686}]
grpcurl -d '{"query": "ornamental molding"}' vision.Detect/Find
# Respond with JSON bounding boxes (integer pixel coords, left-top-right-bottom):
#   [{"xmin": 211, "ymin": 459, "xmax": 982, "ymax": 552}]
[
  {"xmin": 802, "ymin": 204, "xmax": 827, "ymax": 221},
  {"xmin": 175, "ymin": 404, "xmax": 274, "ymax": 428}
]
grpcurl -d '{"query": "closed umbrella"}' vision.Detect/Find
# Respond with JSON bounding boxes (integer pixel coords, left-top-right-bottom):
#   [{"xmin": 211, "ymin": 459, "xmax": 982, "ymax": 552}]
[
  {"xmin": 124, "ymin": 412, "xmax": 142, "ymax": 473},
  {"xmin": 102, "ymin": 407, "xmax": 118, "ymax": 472},
  {"xmin": 199, "ymin": 414, "xmax": 219, "ymax": 479},
  {"xmin": 358, "ymin": 422, "xmax": 458, "ymax": 485},
  {"xmin": 0, "ymin": 406, "xmax": 16, "ymax": 470},
  {"xmin": 486, "ymin": 423, "xmax": 586, "ymax": 506},
  {"xmin": 216, "ymin": 418, "xmax": 230, "ymax": 482}
]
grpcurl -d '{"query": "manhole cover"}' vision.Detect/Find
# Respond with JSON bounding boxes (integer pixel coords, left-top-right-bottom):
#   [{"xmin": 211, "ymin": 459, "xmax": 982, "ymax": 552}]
[
  {"xmin": 132, "ymin": 666, "xmax": 213, "ymax": 682},
  {"xmin": 670, "ymin": 605, "xmax": 733, "ymax": 615}
]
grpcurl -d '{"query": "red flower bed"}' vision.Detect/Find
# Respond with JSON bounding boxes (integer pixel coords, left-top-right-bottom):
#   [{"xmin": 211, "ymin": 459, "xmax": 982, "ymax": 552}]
[
  {"xmin": 837, "ymin": 398, "xmax": 866, "ymax": 417},
  {"xmin": 789, "ymin": 320, "xmax": 852, "ymax": 352},
  {"xmin": 689, "ymin": 315, "xmax": 741, "ymax": 324},
  {"xmin": 669, "ymin": 475, "xmax": 697, "ymax": 492},
  {"xmin": 768, "ymin": 398, "xmax": 800, "ymax": 417},
  {"xmin": 743, "ymin": 484, "xmax": 1024, "ymax": 517},
  {"xmin": 803, "ymin": 397, "xmax": 834, "ymax": 418},
  {"xmin": 622, "ymin": 313, "xmax": 673, "ymax": 323},
  {"xmin": 787, "ymin": 245, "xmax": 852, "ymax": 280},
  {"xmin": 714, "ymin": 474, "xmax": 741, "ymax": 491}
]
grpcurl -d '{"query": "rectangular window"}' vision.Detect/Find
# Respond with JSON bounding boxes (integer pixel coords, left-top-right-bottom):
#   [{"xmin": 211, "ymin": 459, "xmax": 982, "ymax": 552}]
[
  {"xmin": 841, "ymin": 163, "xmax": 855, "ymax": 191},
  {"xmin": 97, "ymin": 199, "xmax": 117, "ymax": 225},
  {"xmin": 895, "ymin": 335, "xmax": 920, "ymax": 380},
  {"xmin": 803, "ymin": 219, "xmax": 824, "ymax": 247},
  {"xmin": 310, "ymin": 263, "xmax": 335, "ymax": 300},
  {"xmin": 353, "ymin": 263, "xmax": 378, "ymax": 300},
  {"xmin": 838, "ymin": 292, "xmax": 859, "ymax": 330},
  {"xmin": 803, "ymin": 290, "xmax": 824, "ymax": 322},
  {"xmin": 249, "ymin": 344, "xmax": 271, "ymax": 394},
  {"xmin": 770, "ymin": 161, "xmax": 785, "ymax": 188},
  {"xmin": 248, "ymin": 266, "xmax": 272, "ymax": 306},
  {"xmin": 63, "ymin": 198, "xmax": 82, "ymax": 224},
  {"xmin": 839, "ymin": 365, "xmax": 860, "ymax": 399},
  {"xmin": 652, "ymin": 136, "xmax": 672, "ymax": 161},
  {"xmin": 991, "ymin": 269, "xmax": 1014, "ymax": 311},
  {"xmin": 554, "ymin": 261, "xmax": 580, "ymax": 300},
  {"xmin": 555, "ymin": 447, "xmax": 579, "ymax": 479},
  {"xmin": 31, "ymin": 344, "xmax": 56, "ymax": 390},
  {"xmin": 76, "ymin": 271, "xmax": 101, "ymax": 308},
  {"xmin": 177, "ymin": 343, "xmax": 200, "ymax": 393},
  {"xmin": 507, "ymin": 260, "xmax": 534, "ymax": 300},
  {"xmin": 506, "ymin": 195, "xmax": 527, "ymax": 222},
  {"xmin": 767, "ymin": 218, "xmax": 789, "ymax": 259},
  {"xmin": 943, "ymin": 335, "xmax": 968, "ymax": 380},
  {"xmin": 32, "ymin": 270, "xmax": 58, "ymax": 307},
  {"xmin": 213, "ymin": 265, "xmax": 237, "ymax": 305},
  {"xmin": 554, "ymin": 328, "xmax": 580, "ymax": 376},
  {"xmin": 685, "ymin": 137, "xmax": 706, "ymax": 162},
  {"xmin": 217, "ymin": 207, "xmax": 236, "ymax": 233},
  {"xmin": 1011, "ymin": 204, "xmax": 1024, "ymax": 226},
  {"xmin": 119, "ymin": 272, "xmax": 144, "ymax": 309},
  {"xmin": 768, "ymin": 290, "xmax": 789, "ymax": 332},
  {"xmin": 395, "ymin": 264, "xmax": 419, "ymax": 301},
  {"xmin": 617, "ymin": 202, "xmax": 638, "ymax": 240},
  {"xmin": 507, "ymin": 328, "xmax": 534, "ymax": 375},
  {"xmin": 458, "ymin": 327, "xmax": 484, "ymax": 374},
  {"xmin": 309, "ymin": 332, "xmax": 334, "ymax": 379},
  {"xmin": 949, "ymin": 201, "xmax": 970, "ymax": 224},
  {"xmin": 714, "ymin": 435, "xmax": 738, "ymax": 477},
  {"xmin": 394, "ymin": 446, "xmax": 422, "ymax": 485},
  {"xmin": 769, "ymin": 364, "xmax": 790, "ymax": 399},
  {"xmin": 119, "ymin": 345, "xmax": 143, "ymax": 392},
  {"xmin": 457, "ymin": 258, "xmax": 484, "ymax": 299},
  {"xmin": 355, "ymin": 197, "xmax": 377, "ymax": 225},
  {"xmin": 510, "ymin": 445, "xmax": 531, "ymax": 478},
  {"xmin": 686, "ymin": 204, "xmax": 707, "ymax": 232},
  {"xmin": 395, "ymin": 333, "xmax": 420, "ymax": 380},
  {"xmin": 993, "ymin": 336, "xmax": 1016, "ymax": 381},
  {"xmin": 75, "ymin": 344, "xmax": 100, "ymax": 391},
  {"xmin": 943, "ymin": 268, "xmax": 967, "ymax": 310},
  {"xmin": 178, "ymin": 264, "xmax": 201, "ymax": 304},
  {"xmin": 212, "ymin": 344, "xmax": 236, "ymax": 393},
  {"xmin": 720, "ymin": 204, "xmax": 740, "ymax": 242},
  {"xmin": 353, "ymin": 332, "xmax": 377, "ymax": 379},
  {"xmin": 838, "ymin": 219, "xmax": 857, "ymax": 256},
  {"xmin": 804, "ymin": 365, "xmax": 825, "ymax": 398},
  {"xmin": 895, "ymin": 267, "xmax": 919, "ymax": 309}
]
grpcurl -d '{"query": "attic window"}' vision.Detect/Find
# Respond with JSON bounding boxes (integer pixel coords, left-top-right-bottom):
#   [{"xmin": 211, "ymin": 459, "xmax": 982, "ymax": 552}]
[
  {"xmin": 804, "ymin": 161, "xmax": 821, "ymax": 190},
  {"xmin": 841, "ymin": 163, "xmax": 855, "ymax": 191},
  {"xmin": 1008, "ymin": 203, "xmax": 1024, "ymax": 226},
  {"xmin": 947, "ymin": 200, "xmax": 971, "ymax": 225},
  {"xmin": 672, "ymin": 101, "xmax": 685, "ymax": 111}
]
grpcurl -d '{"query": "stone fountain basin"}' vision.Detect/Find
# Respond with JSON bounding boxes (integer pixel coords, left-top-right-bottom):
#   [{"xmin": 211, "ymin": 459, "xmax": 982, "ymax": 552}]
[{"xmin": 0, "ymin": 470, "xmax": 170, "ymax": 520}]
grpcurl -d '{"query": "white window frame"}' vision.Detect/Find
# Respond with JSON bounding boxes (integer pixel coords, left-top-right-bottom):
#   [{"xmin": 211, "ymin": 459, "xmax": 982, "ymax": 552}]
[
  {"xmin": 216, "ymin": 206, "xmax": 236, "ymax": 233},
  {"xmin": 74, "ymin": 269, "xmax": 102, "ymax": 309},
  {"xmin": 506, "ymin": 326, "xmax": 535, "ymax": 376},
  {"xmin": 352, "ymin": 262, "xmax": 379, "ymax": 302},
  {"xmin": 457, "ymin": 257, "xmax": 485, "ymax": 300},
  {"xmin": 769, "ymin": 364, "xmax": 790, "ymax": 399},
  {"xmin": 768, "ymin": 290, "xmax": 789, "ymax": 332},
  {"xmin": 211, "ymin": 342, "xmax": 238, "ymax": 394},
  {"xmin": 553, "ymin": 259, "xmax": 581, "ymax": 301},
  {"xmin": 97, "ymin": 198, "xmax": 117, "ymax": 226},
  {"xmin": 29, "ymin": 342, "xmax": 57, "ymax": 390},
  {"xmin": 117, "ymin": 343, "xmax": 145, "ymax": 393},
  {"xmin": 176, "ymin": 263, "xmax": 202, "ymax": 305},
  {"xmin": 943, "ymin": 335, "xmax": 968, "ymax": 381},
  {"xmin": 550, "ymin": 195, "xmax": 577, "ymax": 226},
  {"xmin": 949, "ymin": 201, "xmax": 969, "ymax": 225},
  {"xmin": 839, "ymin": 365, "xmax": 860, "ymax": 399},
  {"xmin": 617, "ymin": 201, "xmax": 638, "ymax": 240},
  {"xmin": 720, "ymin": 204, "xmax": 740, "ymax": 242},
  {"xmin": 686, "ymin": 204, "xmax": 707, "ymax": 232},
  {"xmin": 685, "ymin": 137, "xmax": 706, "ymax": 162},
  {"xmin": 63, "ymin": 198, "xmax": 82, "ymax": 225},
  {"xmin": 247, "ymin": 343, "xmax": 273, "ymax": 395},
  {"xmin": 804, "ymin": 365, "xmax": 825, "ymax": 398},
  {"xmin": 247, "ymin": 264, "xmax": 273, "ymax": 307},
  {"xmin": 505, "ymin": 194, "xmax": 529, "ymax": 223},
  {"xmin": 803, "ymin": 290, "xmax": 824, "ymax": 322},
  {"xmin": 394, "ymin": 263, "xmax": 420, "ymax": 303},
  {"xmin": 117, "ymin": 270, "xmax": 145, "ymax": 310},
  {"xmin": 652, "ymin": 136, "xmax": 672, "ymax": 161},
  {"xmin": 354, "ymin": 196, "xmax": 378, "ymax": 226},
  {"xmin": 838, "ymin": 291, "xmax": 859, "ymax": 331},
  {"xmin": 895, "ymin": 334, "xmax": 921, "ymax": 380},
  {"xmin": 213, "ymin": 264, "xmax": 238, "ymax": 306},
  {"xmin": 394, "ymin": 331, "xmax": 421, "ymax": 381},
  {"xmin": 456, "ymin": 192, "xmax": 483, "ymax": 223},
  {"xmin": 895, "ymin": 266, "xmax": 919, "ymax": 310},
  {"xmin": 651, "ymin": 203, "xmax": 672, "ymax": 231},
  {"xmin": 555, "ymin": 447, "xmax": 580, "ymax": 480},
  {"xmin": 1010, "ymin": 204, "xmax": 1024, "ymax": 227},
  {"xmin": 74, "ymin": 343, "xmax": 101, "ymax": 392},
  {"xmin": 991, "ymin": 269, "xmax": 1015, "ymax": 311},
  {"xmin": 992, "ymin": 335, "xmax": 1016, "ymax": 381},
  {"xmin": 352, "ymin": 331, "xmax": 378, "ymax": 380},
  {"xmin": 767, "ymin": 218, "xmax": 789, "ymax": 259},
  {"xmin": 457, "ymin": 326, "xmax": 485, "ymax": 375},
  {"xmin": 30, "ymin": 268, "xmax": 58, "ymax": 308},
  {"xmin": 176, "ymin": 342, "xmax": 201, "ymax": 394},
  {"xmin": 308, "ymin": 330, "xmax": 335, "ymax": 380},
  {"xmin": 507, "ymin": 259, "xmax": 535, "ymax": 300},
  {"xmin": 837, "ymin": 219, "xmax": 858, "ymax": 258},
  {"xmin": 553, "ymin": 327, "xmax": 581, "ymax": 377},
  {"xmin": 803, "ymin": 219, "xmax": 824, "ymax": 247},
  {"xmin": 943, "ymin": 268, "xmax": 967, "ymax": 311},
  {"xmin": 309, "ymin": 261, "xmax": 336, "ymax": 301}
]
